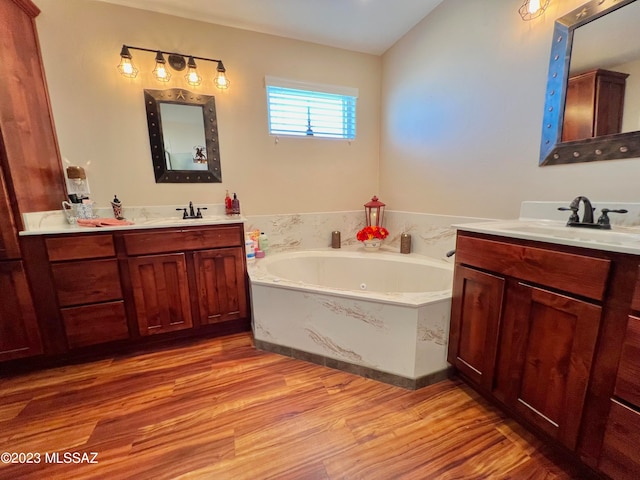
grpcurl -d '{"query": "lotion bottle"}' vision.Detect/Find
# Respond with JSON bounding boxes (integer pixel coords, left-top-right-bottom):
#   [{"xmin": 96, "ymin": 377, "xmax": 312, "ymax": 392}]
[
  {"xmin": 224, "ymin": 190, "xmax": 232, "ymax": 215},
  {"xmin": 232, "ymin": 193, "xmax": 240, "ymax": 215}
]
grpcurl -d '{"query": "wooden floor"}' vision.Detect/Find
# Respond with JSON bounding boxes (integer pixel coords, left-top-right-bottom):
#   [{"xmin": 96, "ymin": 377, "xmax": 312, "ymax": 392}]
[{"xmin": 0, "ymin": 333, "xmax": 587, "ymax": 479}]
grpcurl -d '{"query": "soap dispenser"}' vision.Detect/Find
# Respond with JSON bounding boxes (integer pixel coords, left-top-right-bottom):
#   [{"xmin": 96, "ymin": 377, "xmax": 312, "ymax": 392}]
[{"xmin": 231, "ymin": 193, "xmax": 240, "ymax": 215}]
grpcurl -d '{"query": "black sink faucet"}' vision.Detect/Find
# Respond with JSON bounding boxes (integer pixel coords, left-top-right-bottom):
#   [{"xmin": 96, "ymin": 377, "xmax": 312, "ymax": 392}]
[
  {"xmin": 176, "ymin": 201, "xmax": 207, "ymax": 219},
  {"xmin": 559, "ymin": 196, "xmax": 594, "ymax": 224},
  {"xmin": 559, "ymin": 196, "xmax": 627, "ymax": 229}
]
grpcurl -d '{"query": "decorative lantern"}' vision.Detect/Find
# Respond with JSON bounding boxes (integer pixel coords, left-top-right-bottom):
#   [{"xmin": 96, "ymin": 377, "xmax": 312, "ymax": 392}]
[{"xmin": 364, "ymin": 196, "xmax": 385, "ymax": 227}]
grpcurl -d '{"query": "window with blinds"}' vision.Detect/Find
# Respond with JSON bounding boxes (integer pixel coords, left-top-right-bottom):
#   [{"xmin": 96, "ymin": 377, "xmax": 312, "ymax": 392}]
[{"xmin": 265, "ymin": 76, "xmax": 358, "ymax": 139}]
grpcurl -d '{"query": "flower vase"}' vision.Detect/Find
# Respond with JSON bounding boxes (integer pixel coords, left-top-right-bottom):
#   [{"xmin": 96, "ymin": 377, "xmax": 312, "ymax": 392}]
[{"xmin": 362, "ymin": 239, "xmax": 382, "ymax": 251}]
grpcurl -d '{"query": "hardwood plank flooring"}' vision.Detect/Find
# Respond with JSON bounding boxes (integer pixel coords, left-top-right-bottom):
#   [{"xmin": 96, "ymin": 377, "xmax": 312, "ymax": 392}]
[{"xmin": 0, "ymin": 333, "xmax": 588, "ymax": 479}]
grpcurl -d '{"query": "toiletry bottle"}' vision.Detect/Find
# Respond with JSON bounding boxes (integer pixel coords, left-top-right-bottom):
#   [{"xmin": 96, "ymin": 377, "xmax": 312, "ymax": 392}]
[
  {"xmin": 111, "ymin": 195, "xmax": 124, "ymax": 220},
  {"xmin": 224, "ymin": 190, "xmax": 232, "ymax": 215},
  {"xmin": 232, "ymin": 193, "xmax": 240, "ymax": 215},
  {"xmin": 259, "ymin": 232, "xmax": 269, "ymax": 254},
  {"xmin": 245, "ymin": 234, "xmax": 255, "ymax": 262}
]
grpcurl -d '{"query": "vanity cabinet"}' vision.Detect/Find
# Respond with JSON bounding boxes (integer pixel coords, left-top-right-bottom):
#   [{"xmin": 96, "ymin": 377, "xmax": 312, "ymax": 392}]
[
  {"xmin": 562, "ymin": 69, "xmax": 629, "ymax": 143},
  {"xmin": 449, "ymin": 233, "xmax": 610, "ymax": 451},
  {"xmin": 8, "ymin": 223, "xmax": 249, "ymax": 370},
  {"xmin": 123, "ymin": 225, "xmax": 247, "ymax": 336},
  {"xmin": 46, "ymin": 234, "xmax": 129, "ymax": 349}
]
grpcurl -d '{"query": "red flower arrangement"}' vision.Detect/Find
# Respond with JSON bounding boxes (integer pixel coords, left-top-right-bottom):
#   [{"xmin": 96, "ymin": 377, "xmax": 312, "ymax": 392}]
[{"xmin": 356, "ymin": 225, "xmax": 389, "ymax": 242}]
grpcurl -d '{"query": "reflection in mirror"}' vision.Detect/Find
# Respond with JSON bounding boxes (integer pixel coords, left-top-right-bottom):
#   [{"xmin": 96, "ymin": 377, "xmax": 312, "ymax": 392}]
[
  {"xmin": 539, "ymin": 0, "xmax": 640, "ymax": 166},
  {"xmin": 566, "ymin": 0, "xmax": 640, "ymax": 139},
  {"xmin": 144, "ymin": 89, "xmax": 221, "ymax": 183},
  {"xmin": 159, "ymin": 103, "xmax": 208, "ymax": 171}
]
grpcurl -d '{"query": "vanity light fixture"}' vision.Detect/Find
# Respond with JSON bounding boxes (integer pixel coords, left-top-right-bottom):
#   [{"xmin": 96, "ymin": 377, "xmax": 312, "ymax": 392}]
[
  {"xmin": 519, "ymin": 0, "xmax": 550, "ymax": 20},
  {"xmin": 152, "ymin": 51, "xmax": 171, "ymax": 82},
  {"xmin": 185, "ymin": 56, "xmax": 202, "ymax": 87},
  {"xmin": 117, "ymin": 44, "xmax": 229, "ymax": 90}
]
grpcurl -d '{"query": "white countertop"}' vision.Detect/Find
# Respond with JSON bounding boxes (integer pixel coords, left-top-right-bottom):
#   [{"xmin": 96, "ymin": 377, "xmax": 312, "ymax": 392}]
[
  {"xmin": 20, "ymin": 204, "xmax": 246, "ymax": 236},
  {"xmin": 453, "ymin": 200, "xmax": 640, "ymax": 256},
  {"xmin": 454, "ymin": 219, "xmax": 640, "ymax": 255}
]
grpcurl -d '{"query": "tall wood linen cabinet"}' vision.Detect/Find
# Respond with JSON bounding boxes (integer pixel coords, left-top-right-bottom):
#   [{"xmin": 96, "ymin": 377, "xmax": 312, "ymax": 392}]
[{"xmin": 0, "ymin": 0, "xmax": 68, "ymax": 361}]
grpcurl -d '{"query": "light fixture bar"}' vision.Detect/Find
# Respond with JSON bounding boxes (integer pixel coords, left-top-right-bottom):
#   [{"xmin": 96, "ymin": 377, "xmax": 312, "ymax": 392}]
[
  {"xmin": 121, "ymin": 45, "xmax": 223, "ymax": 65},
  {"xmin": 118, "ymin": 44, "xmax": 229, "ymax": 89}
]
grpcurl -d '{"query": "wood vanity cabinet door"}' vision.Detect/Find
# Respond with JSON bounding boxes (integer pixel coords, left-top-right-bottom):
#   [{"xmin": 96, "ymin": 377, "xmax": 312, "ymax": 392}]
[
  {"xmin": 0, "ymin": 156, "xmax": 20, "ymax": 260},
  {"xmin": 504, "ymin": 283, "xmax": 602, "ymax": 451},
  {"xmin": 448, "ymin": 265, "xmax": 505, "ymax": 390},
  {"xmin": 194, "ymin": 247, "xmax": 247, "ymax": 325},
  {"xmin": 0, "ymin": 261, "xmax": 42, "ymax": 361},
  {"xmin": 128, "ymin": 253, "xmax": 193, "ymax": 336}
]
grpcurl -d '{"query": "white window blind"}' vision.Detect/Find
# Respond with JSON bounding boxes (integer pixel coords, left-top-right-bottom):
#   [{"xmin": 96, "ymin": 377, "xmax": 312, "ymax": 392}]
[{"xmin": 265, "ymin": 76, "xmax": 358, "ymax": 139}]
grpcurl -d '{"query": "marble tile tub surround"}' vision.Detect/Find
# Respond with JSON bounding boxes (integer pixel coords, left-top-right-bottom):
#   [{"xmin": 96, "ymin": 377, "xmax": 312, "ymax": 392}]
[{"xmin": 244, "ymin": 210, "xmax": 489, "ymax": 260}]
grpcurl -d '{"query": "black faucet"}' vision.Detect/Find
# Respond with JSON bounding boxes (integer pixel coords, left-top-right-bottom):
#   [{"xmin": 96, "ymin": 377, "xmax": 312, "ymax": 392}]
[
  {"xmin": 558, "ymin": 196, "xmax": 627, "ymax": 229},
  {"xmin": 176, "ymin": 201, "xmax": 207, "ymax": 219}
]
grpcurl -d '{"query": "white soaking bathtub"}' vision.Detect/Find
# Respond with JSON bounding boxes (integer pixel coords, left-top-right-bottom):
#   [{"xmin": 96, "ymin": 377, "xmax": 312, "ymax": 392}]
[{"xmin": 248, "ymin": 249, "xmax": 454, "ymax": 389}]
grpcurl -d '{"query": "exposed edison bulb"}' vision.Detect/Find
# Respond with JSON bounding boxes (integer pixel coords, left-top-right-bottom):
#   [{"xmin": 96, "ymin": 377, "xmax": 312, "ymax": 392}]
[
  {"xmin": 117, "ymin": 58, "xmax": 137, "ymax": 77},
  {"xmin": 153, "ymin": 63, "xmax": 171, "ymax": 82},
  {"xmin": 117, "ymin": 45, "xmax": 138, "ymax": 78},
  {"xmin": 215, "ymin": 61, "xmax": 230, "ymax": 90},
  {"xmin": 215, "ymin": 71, "xmax": 229, "ymax": 89},
  {"xmin": 528, "ymin": 0, "xmax": 541, "ymax": 14},
  {"xmin": 187, "ymin": 69, "xmax": 202, "ymax": 86},
  {"xmin": 184, "ymin": 57, "xmax": 202, "ymax": 86},
  {"xmin": 152, "ymin": 52, "xmax": 171, "ymax": 82}
]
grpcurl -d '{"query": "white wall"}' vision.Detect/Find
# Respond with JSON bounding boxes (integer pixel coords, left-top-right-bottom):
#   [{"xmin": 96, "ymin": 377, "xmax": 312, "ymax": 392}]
[
  {"xmin": 34, "ymin": 0, "xmax": 381, "ymax": 215},
  {"xmin": 617, "ymin": 58, "xmax": 640, "ymax": 133},
  {"xmin": 380, "ymin": 0, "xmax": 640, "ymax": 219}
]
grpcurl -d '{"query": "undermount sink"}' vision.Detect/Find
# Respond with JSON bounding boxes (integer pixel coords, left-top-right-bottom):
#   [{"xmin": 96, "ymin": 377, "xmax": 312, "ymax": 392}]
[
  {"xmin": 134, "ymin": 215, "xmax": 230, "ymax": 226},
  {"xmin": 454, "ymin": 219, "xmax": 640, "ymax": 255},
  {"xmin": 499, "ymin": 223, "xmax": 640, "ymax": 244}
]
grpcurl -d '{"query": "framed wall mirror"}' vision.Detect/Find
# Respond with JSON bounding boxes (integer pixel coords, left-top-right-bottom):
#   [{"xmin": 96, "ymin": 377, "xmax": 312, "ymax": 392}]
[
  {"xmin": 144, "ymin": 89, "xmax": 222, "ymax": 182},
  {"xmin": 539, "ymin": 0, "xmax": 640, "ymax": 166}
]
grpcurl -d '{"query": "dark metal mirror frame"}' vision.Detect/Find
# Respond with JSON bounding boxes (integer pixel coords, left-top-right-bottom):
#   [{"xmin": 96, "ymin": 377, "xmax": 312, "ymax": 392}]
[
  {"xmin": 144, "ymin": 88, "xmax": 222, "ymax": 183},
  {"xmin": 540, "ymin": 0, "xmax": 640, "ymax": 166}
]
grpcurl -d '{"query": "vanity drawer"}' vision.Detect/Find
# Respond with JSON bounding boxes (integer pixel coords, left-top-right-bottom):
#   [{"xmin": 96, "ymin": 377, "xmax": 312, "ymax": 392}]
[
  {"xmin": 61, "ymin": 301, "xmax": 129, "ymax": 348},
  {"xmin": 614, "ymin": 315, "xmax": 640, "ymax": 406},
  {"xmin": 599, "ymin": 400, "xmax": 640, "ymax": 480},
  {"xmin": 51, "ymin": 259, "xmax": 122, "ymax": 307},
  {"xmin": 123, "ymin": 226, "xmax": 243, "ymax": 255},
  {"xmin": 46, "ymin": 234, "xmax": 115, "ymax": 261},
  {"xmin": 456, "ymin": 234, "xmax": 610, "ymax": 301}
]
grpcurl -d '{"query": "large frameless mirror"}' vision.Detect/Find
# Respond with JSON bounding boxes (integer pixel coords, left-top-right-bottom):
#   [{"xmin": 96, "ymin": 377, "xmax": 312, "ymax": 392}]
[{"xmin": 144, "ymin": 89, "xmax": 222, "ymax": 182}]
